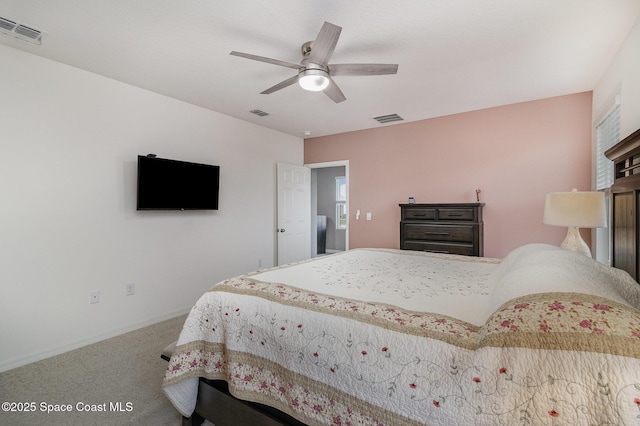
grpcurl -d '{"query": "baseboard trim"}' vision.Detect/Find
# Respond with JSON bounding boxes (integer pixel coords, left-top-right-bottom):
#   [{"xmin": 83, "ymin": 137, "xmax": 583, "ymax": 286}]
[{"xmin": 0, "ymin": 307, "xmax": 191, "ymax": 373}]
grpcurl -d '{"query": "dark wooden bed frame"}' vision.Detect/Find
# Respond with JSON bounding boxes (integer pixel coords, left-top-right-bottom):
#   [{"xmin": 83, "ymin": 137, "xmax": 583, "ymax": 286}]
[
  {"xmin": 162, "ymin": 347, "xmax": 306, "ymax": 425},
  {"xmin": 605, "ymin": 127, "xmax": 640, "ymax": 282},
  {"xmin": 182, "ymin": 379, "xmax": 306, "ymax": 426}
]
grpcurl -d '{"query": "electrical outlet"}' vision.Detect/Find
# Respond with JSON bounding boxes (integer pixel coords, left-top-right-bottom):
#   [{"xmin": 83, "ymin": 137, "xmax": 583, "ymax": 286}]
[
  {"xmin": 90, "ymin": 291, "xmax": 100, "ymax": 304},
  {"xmin": 126, "ymin": 283, "xmax": 135, "ymax": 296}
]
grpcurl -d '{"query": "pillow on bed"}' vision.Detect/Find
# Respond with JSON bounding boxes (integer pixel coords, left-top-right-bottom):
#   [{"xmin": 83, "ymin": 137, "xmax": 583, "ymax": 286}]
[
  {"xmin": 487, "ymin": 243, "xmax": 640, "ymax": 314},
  {"xmin": 490, "ymin": 243, "xmax": 558, "ymax": 279}
]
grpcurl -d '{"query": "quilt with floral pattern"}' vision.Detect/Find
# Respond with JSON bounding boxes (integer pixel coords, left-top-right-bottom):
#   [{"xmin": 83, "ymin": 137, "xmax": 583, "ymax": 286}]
[{"xmin": 163, "ymin": 245, "xmax": 640, "ymax": 425}]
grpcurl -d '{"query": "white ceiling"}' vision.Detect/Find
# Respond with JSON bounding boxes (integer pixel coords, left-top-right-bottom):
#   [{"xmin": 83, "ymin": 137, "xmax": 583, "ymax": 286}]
[{"xmin": 1, "ymin": 0, "xmax": 639, "ymax": 138}]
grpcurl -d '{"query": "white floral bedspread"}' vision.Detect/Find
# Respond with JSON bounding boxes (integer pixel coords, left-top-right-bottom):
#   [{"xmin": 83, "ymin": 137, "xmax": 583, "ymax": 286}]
[{"xmin": 163, "ymin": 245, "xmax": 640, "ymax": 425}]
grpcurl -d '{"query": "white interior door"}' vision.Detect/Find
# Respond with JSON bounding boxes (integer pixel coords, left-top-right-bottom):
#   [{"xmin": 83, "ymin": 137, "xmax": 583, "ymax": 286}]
[{"xmin": 277, "ymin": 163, "xmax": 311, "ymax": 265}]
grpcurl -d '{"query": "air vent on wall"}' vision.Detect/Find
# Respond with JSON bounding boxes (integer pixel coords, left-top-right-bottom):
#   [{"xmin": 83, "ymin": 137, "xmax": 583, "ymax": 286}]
[
  {"xmin": 250, "ymin": 109, "xmax": 269, "ymax": 117},
  {"xmin": 373, "ymin": 113, "xmax": 404, "ymax": 124},
  {"xmin": 0, "ymin": 16, "xmax": 42, "ymax": 45}
]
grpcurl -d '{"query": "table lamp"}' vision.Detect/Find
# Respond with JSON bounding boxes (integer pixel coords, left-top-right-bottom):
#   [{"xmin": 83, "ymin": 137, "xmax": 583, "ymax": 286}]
[{"xmin": 543, "ymin": 189, "xmax": 606, "ymax": 257}]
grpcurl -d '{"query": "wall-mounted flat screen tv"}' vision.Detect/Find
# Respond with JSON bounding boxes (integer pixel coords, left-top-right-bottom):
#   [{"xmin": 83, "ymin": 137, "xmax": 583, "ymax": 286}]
[{"xmin": 137, "ymin": 155, "xmax": 220, "ymax": 210}]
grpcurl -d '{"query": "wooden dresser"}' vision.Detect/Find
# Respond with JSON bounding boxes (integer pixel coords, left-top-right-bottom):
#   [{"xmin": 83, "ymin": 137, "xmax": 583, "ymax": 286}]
[
  {"xmin": 399, "ymin": 203, "xmax": 484, "ymax": 256},
  {"xmin": 605, "ymin": 127, "xmax": 640, "ymax": 282}
]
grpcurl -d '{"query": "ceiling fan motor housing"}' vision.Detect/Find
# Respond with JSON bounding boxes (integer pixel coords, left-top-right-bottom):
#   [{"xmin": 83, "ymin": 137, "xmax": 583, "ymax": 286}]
[{"xmin": 299, "ymin": 42, "xmax": 330, "ymax": 91}]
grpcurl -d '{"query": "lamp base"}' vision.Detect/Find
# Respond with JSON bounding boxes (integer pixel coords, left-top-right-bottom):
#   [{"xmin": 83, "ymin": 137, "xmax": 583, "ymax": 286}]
[{"xmin": 560, "ymin": 227, "xmax": 591, "ymax": 257}]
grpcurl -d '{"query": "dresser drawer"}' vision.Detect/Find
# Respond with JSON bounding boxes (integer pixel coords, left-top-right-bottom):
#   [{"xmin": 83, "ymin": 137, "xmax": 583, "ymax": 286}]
[
  {"xmin": 403, "ymin": 208, "xmax": 436, "ymax": 220},
  {"xmin": 403, "ymin": 224, "xmax": 474, "ymax": 243},
  {"xmin": 402, "ymin": 241, "xmax": 475, "ymax": 256},
  {"xmin": 437, "ymin": 208, "xmax": 474, "ymax": 221}
]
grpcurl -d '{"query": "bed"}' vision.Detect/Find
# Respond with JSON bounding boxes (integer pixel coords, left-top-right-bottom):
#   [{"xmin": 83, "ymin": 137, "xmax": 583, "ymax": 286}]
[{"xmin": 162, "ymin": 244, "xmax": 640, "ymax": 425}]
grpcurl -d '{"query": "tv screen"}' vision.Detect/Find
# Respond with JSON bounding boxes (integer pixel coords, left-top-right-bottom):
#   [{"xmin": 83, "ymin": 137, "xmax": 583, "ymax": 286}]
[{"xmin": 136, "ymin": 155, "xmax": 220, "ymax": 210}]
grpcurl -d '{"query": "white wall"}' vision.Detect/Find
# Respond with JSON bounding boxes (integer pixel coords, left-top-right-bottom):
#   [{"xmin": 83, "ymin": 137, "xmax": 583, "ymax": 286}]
[
  {"xmin": 593, "ymin": 17, "xmax": 640, "ymax": 139},
  {"xmin": 0, "ymin": 44, "xmax": 303, "ymax": 372}
]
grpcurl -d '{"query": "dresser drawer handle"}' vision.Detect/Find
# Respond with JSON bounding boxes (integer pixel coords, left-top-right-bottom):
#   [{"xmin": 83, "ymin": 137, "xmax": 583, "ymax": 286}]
[
  {"xmin": 426, "ymin": 249, "xmax": 450, "ymax": 254},
  {"xmin": 413, "ymin": 213, "xmax": 428, "ymax": 216},
  {"xmin": 444, "ymin": 213, "xmax": 463, "ymax": 217},
  {"xmin": 424, "ymin": 232, "xmax": 450, "ymax": 236}
]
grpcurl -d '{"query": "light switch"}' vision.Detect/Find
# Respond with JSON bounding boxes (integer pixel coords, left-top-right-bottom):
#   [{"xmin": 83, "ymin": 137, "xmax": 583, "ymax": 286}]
[
  {"xmin": 356, "ymin": 210, "xmax": 361, "ymax": 220},
  {"xmin": 366, "ymin": 212, "xmax": 372, "ymax": 221}
]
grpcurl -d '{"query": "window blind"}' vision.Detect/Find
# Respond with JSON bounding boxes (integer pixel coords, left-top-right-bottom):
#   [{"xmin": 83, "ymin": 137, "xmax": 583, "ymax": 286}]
[{"xmin": 596, "ymin": 103, "xmax": 621, "ymax": 190}]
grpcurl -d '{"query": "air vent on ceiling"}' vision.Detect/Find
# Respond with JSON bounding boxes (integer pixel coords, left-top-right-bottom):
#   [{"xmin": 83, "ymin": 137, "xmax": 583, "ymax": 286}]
[
  {"xmin": 0, "ymin": 17, "xmax": 16, "ymax": 31},
  {"xmin": 0, "ymin": 16, "xmax": 42, "ymax": 45},
  {"xmin": 373, "ymin": 113, "xmax": 404, "ymax": 124},
  {"xmin": 250, "ymin": 109, "xmax": 269, "ymax": 117}
]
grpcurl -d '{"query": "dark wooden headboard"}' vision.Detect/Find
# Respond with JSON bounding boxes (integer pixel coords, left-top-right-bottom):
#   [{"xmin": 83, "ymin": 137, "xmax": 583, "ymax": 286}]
[{"xmin": 605, "ymin": 128, "xmax": 640, "ymax": 282}]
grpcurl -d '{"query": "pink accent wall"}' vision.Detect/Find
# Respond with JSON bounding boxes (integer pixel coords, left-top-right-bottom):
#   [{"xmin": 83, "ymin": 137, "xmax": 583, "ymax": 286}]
[{"xmin": 305, "ymin": 92, "xmax": 593, "ymax": 258}]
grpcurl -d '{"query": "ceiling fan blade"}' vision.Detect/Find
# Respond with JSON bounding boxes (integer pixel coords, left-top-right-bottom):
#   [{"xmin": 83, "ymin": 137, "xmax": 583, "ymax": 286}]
[
  {"xmin": 230, "ymin": 51, "xmax": 302, "ymax": 70},
  {"xmin": 260, "ymin": 75, "xmax": 299, "ymax": 94},
  {"xmin": 308, "ymin": 22, "xmax": 342, "ymax": 66},
  {"xmin": 323, "ymin": 78, "xmax": 346, "ymax": 103},
  {"xmin": 329, "ymin": 63, "xmax": 399, "ymax": 76}
]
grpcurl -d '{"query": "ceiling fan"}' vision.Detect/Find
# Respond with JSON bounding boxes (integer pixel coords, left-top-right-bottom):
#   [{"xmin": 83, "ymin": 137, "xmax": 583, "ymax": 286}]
[{"xmin": 230, "ymin": 21, "xmax": 398, "ymax": 103}]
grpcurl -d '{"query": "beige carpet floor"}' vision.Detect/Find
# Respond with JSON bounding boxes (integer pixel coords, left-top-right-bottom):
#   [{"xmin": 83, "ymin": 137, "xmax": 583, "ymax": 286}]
[{"xmin": 0, "ymin": 314, "xmax": 187, "ymax": 426}]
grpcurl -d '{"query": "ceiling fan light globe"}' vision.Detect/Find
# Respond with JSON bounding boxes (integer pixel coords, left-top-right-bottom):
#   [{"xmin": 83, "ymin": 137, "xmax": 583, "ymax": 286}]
[{"xmin": 298, "ymin": 69, "xmax": 330, "ymax": 91}]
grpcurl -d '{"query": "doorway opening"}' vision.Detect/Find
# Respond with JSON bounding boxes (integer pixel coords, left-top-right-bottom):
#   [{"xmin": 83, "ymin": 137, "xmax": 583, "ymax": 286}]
[{"xmin": 307, "ymin": 161, "xmax": 349, "ymax": 258}]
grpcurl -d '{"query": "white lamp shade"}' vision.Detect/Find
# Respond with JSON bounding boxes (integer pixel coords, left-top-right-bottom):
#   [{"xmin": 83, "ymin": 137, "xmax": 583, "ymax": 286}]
[
  {"xmin": 543, "ymin": 190, "xmax": 606, "ymax": 228},
  {"xmin": 298, "ymin": 69, "xmax": 330, "ymax": 92}
]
